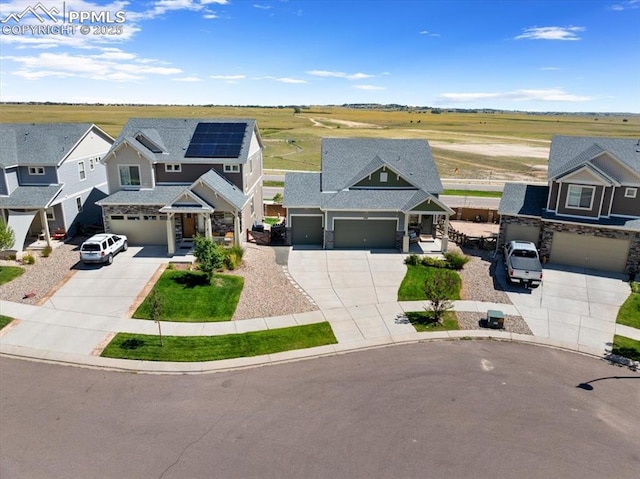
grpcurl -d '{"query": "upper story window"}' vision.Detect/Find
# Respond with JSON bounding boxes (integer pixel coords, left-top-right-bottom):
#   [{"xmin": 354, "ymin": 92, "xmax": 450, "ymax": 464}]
[
  {"xmin": 28, "ymin": 166, "xmax": 45, "ymax": 175},
  {"xmin": 76, "ymin": 196, "xmax": 83, "ymax": 213},
  {"xmin": 380, "ymin": 172, "xmax": 388, "ymax": 182},
  {"xmin": 119, "ymin": 165, "xmax": 141, "ymax": 187},
  {"xmin": 224, "ymin": 164, "xmax": 240, "ymax": 173},
  {"xmin": 566, "ymin": 185, "xmax": 594, "ymax": 209},
  {"xmin": 165, "ymin": 164, "xmax": 182, "ymax": 173},
  {"xmin": 625, "ymin": 187, "xmax": 637, "ymax": 199},
  {"xmin": 78, "ymin": 161, "xmax": 86, "ymax": 181}
]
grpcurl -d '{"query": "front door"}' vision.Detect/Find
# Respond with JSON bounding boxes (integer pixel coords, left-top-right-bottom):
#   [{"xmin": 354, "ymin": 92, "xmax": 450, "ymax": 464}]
[{"xmin": 182, "ymin": 213, "xmax": 196, "ymax": 238}]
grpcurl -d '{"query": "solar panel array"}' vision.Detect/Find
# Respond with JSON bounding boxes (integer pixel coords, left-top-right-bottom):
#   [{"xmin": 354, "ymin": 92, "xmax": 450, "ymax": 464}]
[{"xmin": 185, "ymin": 122, "xmax": 247, "ymax": 158}]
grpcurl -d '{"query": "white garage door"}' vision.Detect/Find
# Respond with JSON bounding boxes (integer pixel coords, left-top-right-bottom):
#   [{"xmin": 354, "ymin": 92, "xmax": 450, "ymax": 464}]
[
  {"xmin": 550, "ymin": 232, "xmax": 630, "ymax": 273},
  {"xmin": 109, "ymin": 215, "xmax": 167, "ymax": 245},
  {"xmin": 505, "ymin": 223, "xmax": 540, "ymax": 245}
]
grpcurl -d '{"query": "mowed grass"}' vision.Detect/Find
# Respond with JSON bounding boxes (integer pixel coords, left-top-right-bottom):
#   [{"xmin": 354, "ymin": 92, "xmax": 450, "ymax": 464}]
[
  {"xmin": 616, "ymin": 293, "xmax": 640, "ymax": 329},
  {"xmin": 398, "ymin": 265, "xmax": 461, "ymax": 301},
  {"xmin": 405, "ymin": 311, "xmax": 460, "ymax": 332},
  {"xmin": 133, "ymin": 270, "xmax": 243, "ymax": 322},
  {"xmin": 612, "ymin": 335, "xmax": 640, "ymax": 362},
  {"xmin": 2, "ymin": 104, "xmax": 638, "ymax": 180},
  {"xmin": 101, "ymin": 322, "xmax": 337, "ymax": 362},
  {"xmin": 0, "ymin": 266, "xmax": 24, "ymax": 286},
  {"xmin": 0, "ymin": 315, "xmax": 13, "ymax": 330},
  {"xmin": 442, "ymin": 189, "xmax": 502, "ymax": 197}
]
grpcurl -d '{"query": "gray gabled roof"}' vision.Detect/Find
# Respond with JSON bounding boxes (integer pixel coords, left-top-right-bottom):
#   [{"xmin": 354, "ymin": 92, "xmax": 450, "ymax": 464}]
[
  {"xmin": 320, "ymin": 138, "xmax": 443, "ymax": 193},
  {"xmin": 195, "ymin": 169, "xmax": 248, "ymax": 210},
  {"xmin": 498, "ymin": 183, "xmax": 548, "ymax": 216},
  {"xmin": 0, "ymin": 123, "xmax": 102, "ymax": 168},
  {"xmin": 97, "ymin": 185, "xmax": 187, "ymax": 206},
  {"xmin": 104, "ymin": 118, "xmax": 260, "ymax": 165},
  {"xmin": 548, "ymin": 135, "xmax": 640, "ymax": 180},
  {"xmin": 0, "ymin": 184, "xmax": 63, "ymax": 208},
  {"xmin": 283, "ymin": 172, "xmax": 323, "ymax": 208}
]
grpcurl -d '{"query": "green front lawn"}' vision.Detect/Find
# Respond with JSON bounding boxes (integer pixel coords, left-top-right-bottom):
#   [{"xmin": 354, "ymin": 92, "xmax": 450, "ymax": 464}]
[
  {"xmin": 406, "ymin": 311, "xmax": 459, "ymax": 332},
  {"xmin": 616, "ymin": 292, "xmax": 640, "ymax": 329},
  {"xmin": 398, "ymin": 265, "xmax": 461, "ymax": 301},
  {"xmin": 612, "ymin": 335, "xmax": 640, "ymax": 362},
  {"xmin": 133, "ymin": 270, "xmax": 243, "ymax": 322},
  {"xmin": 101, "ymin": 322, "xmax": 337, "ymax": 362},
  {"xmin": 263, "ymin": 180, "xmax": 285, "ymax": 187},
  {"xmin": 0, "ymin": 266, "xmax": 24, "ymax": 286},
  {"xmin": 0, "ymin": 315, "xmax": 13, "ymax": 330},
  {"xmin": 442, "ymin": 189, "xmax": 502, "ymax": 198}
]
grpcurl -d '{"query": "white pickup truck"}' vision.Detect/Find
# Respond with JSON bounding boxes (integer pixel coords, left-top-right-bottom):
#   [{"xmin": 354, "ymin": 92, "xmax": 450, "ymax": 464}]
[{"xmin": 503, "ymin": 240, "xmax": 543, "ymax": 287}]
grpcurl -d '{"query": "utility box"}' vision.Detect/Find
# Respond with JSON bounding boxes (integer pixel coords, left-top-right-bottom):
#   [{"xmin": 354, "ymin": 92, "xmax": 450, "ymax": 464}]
[{"xmin": 487, "ymin": 310, "xmax": 505, "ymax": 329}]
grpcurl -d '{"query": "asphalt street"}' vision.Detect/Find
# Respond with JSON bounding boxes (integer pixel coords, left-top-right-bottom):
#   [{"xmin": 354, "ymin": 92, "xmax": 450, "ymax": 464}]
[{"xmin": 2, "ymin": 341, "xmax": 639, "ymax": 479}]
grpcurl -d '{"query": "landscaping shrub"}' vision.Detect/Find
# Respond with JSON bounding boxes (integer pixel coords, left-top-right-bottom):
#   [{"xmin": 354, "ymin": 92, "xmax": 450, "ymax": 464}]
[
  {"xmin": 632, "ymin": 282, "xmax": 639, "ymax": 294},
  {"xmin": 404, "ymin": 254, "xmax": 421, "ymax": 266},
  {"xmin": 22, "ymin": 254, "xmax": 35, "ymax": 265},
  {"xmin": 444, "ymin": 251, "xmax": 470, "ymax": 270},
  {"xmin": 421, "ymin": 256, "xmax": 448, "ymax": 269},
  {"xmin": 192, "ymin": 236, "xmax": 225, "ymax": 279},
  {"xmin": 224, "ymin": 245, "xmax": 245, "ymax": 270},
  {"xmin": 41, "ymin": 246, "xmax": 52, "ymax": 258}
]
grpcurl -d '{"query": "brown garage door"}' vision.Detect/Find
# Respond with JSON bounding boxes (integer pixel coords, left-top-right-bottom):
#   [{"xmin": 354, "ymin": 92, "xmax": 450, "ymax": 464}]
[{"xmin": 549, "ymin": 232, "xmax": 629, "ymax": 273}]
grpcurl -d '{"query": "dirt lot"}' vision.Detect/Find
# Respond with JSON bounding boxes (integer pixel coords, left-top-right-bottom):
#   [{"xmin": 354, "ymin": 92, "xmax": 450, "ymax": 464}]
[{"xmin": 430, "ymin": 141, "xmax": 549, "ymax": 159}]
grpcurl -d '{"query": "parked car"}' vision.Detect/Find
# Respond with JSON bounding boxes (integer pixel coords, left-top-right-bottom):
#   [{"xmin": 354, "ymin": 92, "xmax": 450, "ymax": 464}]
[
  {"xmin": 503, "ymin": 240, "xmax": 543, "ymax": 287},
  {"xmin": 80, "ymin": 233, "xmax": 128, "ymax": 265}
]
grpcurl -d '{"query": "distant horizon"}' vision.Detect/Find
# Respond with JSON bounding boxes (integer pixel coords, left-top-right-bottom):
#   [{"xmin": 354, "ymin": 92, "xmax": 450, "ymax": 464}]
[{"xmin": 1, "ymin": 1, "xmax": 639, "ymax": 112}]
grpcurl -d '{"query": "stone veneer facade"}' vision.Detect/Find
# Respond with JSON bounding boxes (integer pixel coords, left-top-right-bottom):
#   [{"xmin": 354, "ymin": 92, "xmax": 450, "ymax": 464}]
[
  {"xmin": 102, "ymin": 205, "xmax": 166, "ymax": 233},
  {"xmin": 501, "ymin": 214, "xmax": 640, "ymax": 274}
]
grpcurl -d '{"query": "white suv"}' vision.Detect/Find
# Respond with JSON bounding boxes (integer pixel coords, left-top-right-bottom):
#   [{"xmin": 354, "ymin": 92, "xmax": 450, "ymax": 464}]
[{"xmin": 80, "ymin": 233, "xmax": 128, "ymax": 265}]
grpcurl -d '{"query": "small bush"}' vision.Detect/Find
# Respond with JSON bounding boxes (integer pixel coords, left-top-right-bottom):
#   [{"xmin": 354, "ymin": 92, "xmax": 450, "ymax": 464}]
[
  {"xmin": 22, "ymin": 254, "xmax": 35, "ymax": 265},
  {"xmin": 631, "ymin": 282, "xmax": 639, "ymax": 294},
  {"xmin": 41, "ymin": 246, "xmax": 52, "ymax": 258},
  {"xmin": 421, "ymin": 256, "xmax": 448, "ymax": 268},
  {"xmin": 444, "ymin": 251, "xmax": 470, "ymax": 270},
  {"xmin": 166, "ymin": 263, "xmax": 175, "ymax": 270},
  {"xmin": 404, "ymin": 254, "xmax": 421, "ymax": 266},
  {"xmin": 224, "ymin": 245, "xmax": 244, "ymax": 270}
]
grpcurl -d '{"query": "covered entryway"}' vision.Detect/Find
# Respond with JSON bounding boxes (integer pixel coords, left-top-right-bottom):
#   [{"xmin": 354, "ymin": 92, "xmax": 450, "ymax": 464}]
[
  {"xmin": 109, "ymin": 215, "xmax": 167, "ymax": 245},
  {"xmin": 6, "ymin": 210, "xmax": 38, "ymax": 251},
  {"xmin": 549, "ymin": 232, "xmax": 630, "ymax": 273},
  {"xmin": 505, "ymin": 223, "xmax": 541, "ymax": 245},
  {"xmin": 291, "ymin": 216, "xmax": 323, "ymax": 245},
  {"xmin": 334, "ymin": 219, "xmax": 396, "ymax": 249}
]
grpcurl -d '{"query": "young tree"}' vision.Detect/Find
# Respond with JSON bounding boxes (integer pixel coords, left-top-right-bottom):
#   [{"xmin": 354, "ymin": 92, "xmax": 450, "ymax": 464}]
[
  {"xmin": 0, "ymin": 218, "xmax": 15, "ymax": 251},
  {"xmin": 423, "ymin": 270, "xmax": 456, "ymax": 323},
  {"xmin": 192, "ymin": 235, "xmax": 224, "ymax": 281},
  {"xmin": 272, "ymin": 192, "xmax": 283, "ymax": 204}
]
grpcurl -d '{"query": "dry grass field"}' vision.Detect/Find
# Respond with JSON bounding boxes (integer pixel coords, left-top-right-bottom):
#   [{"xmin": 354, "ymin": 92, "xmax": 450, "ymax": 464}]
[{"xmin": 1, "ymin": 104, "xmax": 638, "ymax": 180}]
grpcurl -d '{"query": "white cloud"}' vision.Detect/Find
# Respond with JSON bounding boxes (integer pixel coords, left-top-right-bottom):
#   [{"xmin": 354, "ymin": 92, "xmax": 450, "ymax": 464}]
[
  {"xmin": 515, "ymin": 26, "xmax": 584, "ymax": 41},
  {"xmin": 438, "ymin": 88, "xmax": 590, "ymax": 103},
  {"xmin": 419, "ymin": 30, "xmax": 441, "ymax": 37},
  {"xmin": 4, "ymin": 50, "xmax": 182, "ymax": 81},
  {"xmin": 609, "ymin": 0, "xmax": 639, "ymax": 11},
  {"xmin": 264, "ymin": 76, "xmax": 307, "ymax": 84},
  {"xmin": 354, "ymin": 85, "xmax": 385, "ymax": 91},
  {"xmin": 172, "ymin": 76, "xmax": 204, "ymax": 82},
  {"xmin": 306, "ymin": 70, "xmax": 375, "ymax": 80},
  {"xmin": 210, "ymin": 74, "xmax": 246, "ymax": 80},
  {"xmin": 253, "ymin": 4, "xmax": 272, "ymax": 9}
]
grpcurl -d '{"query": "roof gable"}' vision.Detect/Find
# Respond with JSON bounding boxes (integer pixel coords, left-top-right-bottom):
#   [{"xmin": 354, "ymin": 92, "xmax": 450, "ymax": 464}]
[
  {"xmin": 351, "ymin": 164, "xmax": 417, "ymax": 189},
  {"xmin": 556, "ymin": 164, "xmax": 618, "ymax": 186}
]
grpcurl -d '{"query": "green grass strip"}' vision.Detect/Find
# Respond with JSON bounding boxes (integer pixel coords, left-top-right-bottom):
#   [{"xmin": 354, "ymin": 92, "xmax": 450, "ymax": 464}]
[
  {"xmin": 398, "ymin": 265, "xmax": 461, "ymax": 301},
  {"xmin": 0, "ymin": 266, "xmax": 25, "ymax": 286},
  {"xmin": 442, "ymin": 189, "xmax": 502, "ymax": 198},
  {"xmin": 612, "ymin": 335, "xmax": 640, "ymax": 362},
  {"xmin": 101, "ymin": 322, "xmax": 337, "ymax": 362},
  {"xmin": 616, "ymin": 292, "xmax": 640, "ymax": 329},
  {"xmin": 263, "ymin": 180, "xmax": 285, "ymax": 187},
  {"xmin": 406, "ymin": 311, "xmax": 459, "ymax": 332},
  {"xmin": 0, "ymin": 315, "xmax": 13, "ymax": 330}
]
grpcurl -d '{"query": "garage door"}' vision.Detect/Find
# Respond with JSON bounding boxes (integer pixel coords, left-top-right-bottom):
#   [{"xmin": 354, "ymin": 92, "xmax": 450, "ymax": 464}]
[
  {"xmin": 334, "ymin": 219, "xmax": 397, "ymax": 249},
  {"xmin": 505, "ymin": 223, "xmax": 540, "ymax": 245},
  {"xmin": 291, "ymin": 216, "xmax": 323, "ymax": 245},
  {"xmin": 109, "ymin": 216, "xmax": 167, "ymax": 245},
  {"xmin": 550, "ymin": 232, "xmax": 629, "ymax": 273}
]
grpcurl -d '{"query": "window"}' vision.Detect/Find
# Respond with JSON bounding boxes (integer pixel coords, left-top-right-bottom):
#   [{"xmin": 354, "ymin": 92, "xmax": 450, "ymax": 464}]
[
  {"xmin": 119, "ymin": 165, "xmax": 141, "ymax": 187},
  {"xmin": 143, "ymin": 215, "xmax": 158, "ymax": 221},
  {"xmin": 165, "ymin": 164, "xmax": 182, "ymax": 173},
  {"xmin": 28, "ymin": 167, "xmax": 45, "ymax": 175},
  {"xmin": 110, "ymin": 215, "xmax": 124, "ymax": 220},
  {"xmin": 78, "ymin": 161, "xmax": 86, "ymax": 181},
  {"xmin": 566, "ymin": 185, "xmax": 594, "ymax": 209},
  {"xmin": 76, "ymin": 197, "xmax": 83, "ymax": 213},
  {"xmin": 224, "ymin": 164, "xmax": 240, "ymax": 173},
  {"xmin": 89, "ymin": 158, "xmax": 97, "ymax": 170},
  {"xmin": 127, "ymin": 215, "xmax": 141, "ymax": 221},
  {"xmin": 46, "ymin": 207, "xmax": 55, "ymax": 221},
  {"xmin": 380, "ymin": 172, "xmax": 388, "ymax": 183},
  {"xmin": 625, "ymin": 187, "xmax": 637, "ymax": 199}
]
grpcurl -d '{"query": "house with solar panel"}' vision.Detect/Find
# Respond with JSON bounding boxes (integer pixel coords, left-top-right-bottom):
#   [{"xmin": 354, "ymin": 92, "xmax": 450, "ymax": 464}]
[
  {"xmin": 283, "ymin": 138, "xmax": 454, "ymax": 252},
  {"xmin": 0, "ymin": 123, "xmax": 113, "ymax": 252},
  {"xmin": 97, "ymin": 118, "xmax": 263, "ymax": 255}
]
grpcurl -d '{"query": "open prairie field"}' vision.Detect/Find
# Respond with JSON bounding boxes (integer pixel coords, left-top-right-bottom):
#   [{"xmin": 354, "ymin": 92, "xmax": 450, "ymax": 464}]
[{"xmin": 1, "ymin": 104, "xmax": 638, "ymax": 180}]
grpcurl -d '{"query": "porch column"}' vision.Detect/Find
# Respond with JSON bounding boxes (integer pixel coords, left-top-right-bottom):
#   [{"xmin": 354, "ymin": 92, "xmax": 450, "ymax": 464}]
[
  {"xmin": 204, "ymin": 214, "xmax": 212, "ymax": 238},
  {"xmin": 39, "ymin": 209, "xmax": 51, "ymax": 247},
  {"xmin": 442, "ymin": 214, "xmax": 449, "ymax": 253},
  {"xmin": 402, "ymin": 212, "xmax": 409, "ymax": 253},
  {"xmin": 166, "ymin": 213, "xmax": 175, "ymax": 256},
  {"xmin": 233, "ymin": 213, "xmax": 241, "ymax": 247}
]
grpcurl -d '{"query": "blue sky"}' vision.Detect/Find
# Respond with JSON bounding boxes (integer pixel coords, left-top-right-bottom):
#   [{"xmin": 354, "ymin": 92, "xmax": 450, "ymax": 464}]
[{"xmin": 1, "ymin": 0, "xmax": 639, "ymax": 112}]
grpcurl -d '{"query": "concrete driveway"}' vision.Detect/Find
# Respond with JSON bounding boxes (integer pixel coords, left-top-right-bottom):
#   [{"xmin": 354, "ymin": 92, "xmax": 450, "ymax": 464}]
[
  {"xmin": 287, "ymin": 248, "xmax": 407, "ymax": 309},
  {"xmin": 501, "ymin": 262, "xmax": 630, "ymax": 352},
  {"xmin": 39, "ymin": 245, "xmax": 168, "ymax": 318}
]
